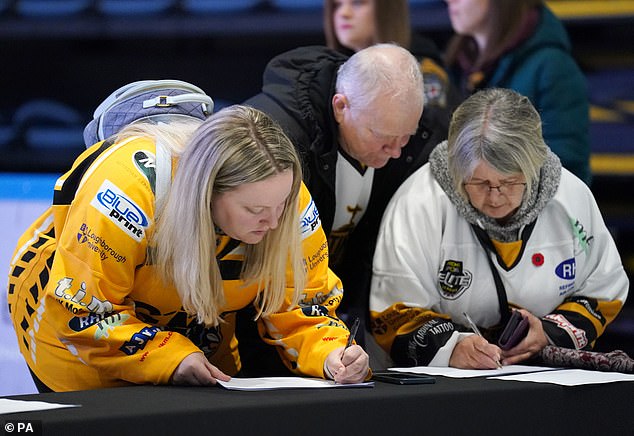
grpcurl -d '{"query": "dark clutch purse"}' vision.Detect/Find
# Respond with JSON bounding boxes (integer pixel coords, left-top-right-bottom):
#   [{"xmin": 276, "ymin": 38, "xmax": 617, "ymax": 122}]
[{"xmin": 497, "ymin": 311, "xmax": 529, "ymax": 350}]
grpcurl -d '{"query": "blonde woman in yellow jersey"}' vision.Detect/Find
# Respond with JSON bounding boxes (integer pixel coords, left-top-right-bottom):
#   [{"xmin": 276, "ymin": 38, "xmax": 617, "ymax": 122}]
[{"xmin": 8, "ymin": 83, "xmax": 369, "ymax": 391}]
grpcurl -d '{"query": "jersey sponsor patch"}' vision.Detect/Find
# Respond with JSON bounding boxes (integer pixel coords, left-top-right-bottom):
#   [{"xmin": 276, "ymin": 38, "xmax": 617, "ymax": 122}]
[
  {"xmin": 305, "ymin": 241, "xmax": 328, "ymax": 271},
  {"xmin": 133, "ymin": 150, "xmax": 157, "ymax": 192},
  {"xmin": 77, "ymin": 223, "xmax": 127, "ymax": 263},
  {"xmin": 54, "ymin": 277, "xmax": 114, "ymax": 315},
  {"xmin": 299, "ymin": 285, "xmax": 343, "ymax": 308},
  {"xmin": 119, "ymin": 326, "xmax": 161, "ymax": 355},
  {"xmin": 299, "ymin": 198, "xmax": 320, "ymax": 239},
  {"xmin": 90, "ymin": 179, "xmax": 149, "ymax": 242},
  {"xmin": 68, "ymin": 312, "xmax": 129, "ymax": 340},
  {"xmin": 555, "ymin": 258, "xmax": 576, "ymax": 280},
  {"xmin": 301, "ymin": 304, "xmax": 329, "ymax": 317},
  {"xmin": 570, "ymin": 218, "xmax": 594, "ymax": 256},
  {"xmin": 438, "ymin": 260, "xmax": 472, "ymax": 300},
  {"xmin": 411, "ymin": 318, "xmax": 455, "ymax": 348}
]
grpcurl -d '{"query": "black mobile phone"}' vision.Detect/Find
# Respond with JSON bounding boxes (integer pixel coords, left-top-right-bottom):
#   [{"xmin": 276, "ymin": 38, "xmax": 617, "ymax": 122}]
[{"xmin": 372, "ymin": 371, "xmax": 436, "ymax": 385}]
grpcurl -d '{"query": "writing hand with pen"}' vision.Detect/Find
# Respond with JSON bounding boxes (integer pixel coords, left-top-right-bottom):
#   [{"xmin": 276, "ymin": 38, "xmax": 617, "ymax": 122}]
[
  {"xmin": 451, "ymin": 311, "xmax": 550, "ymax": 369},
  {"xmin": 323, "ymin": 317, "xmax": 370, "ymax": 383},
  {"xmin": 449, "ymin": 312, "xmax": 504, "ymax": 370}
]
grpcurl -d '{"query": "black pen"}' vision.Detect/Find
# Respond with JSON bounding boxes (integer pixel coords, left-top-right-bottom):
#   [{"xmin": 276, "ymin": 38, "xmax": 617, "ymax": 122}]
[
  {"xmin": 344, "ymin": 316, "xmax": 360, "ymax": 352},
  {"xmin": 331, "ymin": 317, "xmax": 361, "ymax": 383}
]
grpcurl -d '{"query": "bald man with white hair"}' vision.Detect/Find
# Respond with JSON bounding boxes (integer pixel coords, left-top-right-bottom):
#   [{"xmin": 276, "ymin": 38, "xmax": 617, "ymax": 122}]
[
  {"xmin": 333, "ymin": 44, "xmax": 425, "ymax": 168},
  {"xmin": 242, "ymin": 43, "xmax": 449, "ymax": 371}
]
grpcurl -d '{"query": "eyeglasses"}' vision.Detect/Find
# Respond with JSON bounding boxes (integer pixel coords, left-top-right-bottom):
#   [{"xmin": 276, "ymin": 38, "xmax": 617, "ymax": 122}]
[{"xmin": 463, "ymin": 181, "xmax": 527, "ymax": 196}]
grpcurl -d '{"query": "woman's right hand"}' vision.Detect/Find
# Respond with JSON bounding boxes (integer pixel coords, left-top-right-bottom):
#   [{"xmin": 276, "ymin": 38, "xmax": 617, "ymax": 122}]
[
  {"xmin": 171, "ymin": 352, "xmax": 231, "ymax": 386},
  {"xmin": 449, "ymin": 334, "xmax": 502, "ymax": 369}
]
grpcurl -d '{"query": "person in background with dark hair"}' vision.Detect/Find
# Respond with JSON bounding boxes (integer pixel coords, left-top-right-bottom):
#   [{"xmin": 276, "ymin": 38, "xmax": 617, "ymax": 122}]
[
  {"xmin": 324, "ymin": 0, "xmax": 458, "ymax": 136},
  {"xmin": 370, "ymin": 88, "xmax": 627, "ymax": 369},
  {"xmin": 444, "ymin": 0, "xmax": 591, "ymax": 184},
  {"xmin": 324, "ymin": 0, "xmax": 410, "ymax": 53}
]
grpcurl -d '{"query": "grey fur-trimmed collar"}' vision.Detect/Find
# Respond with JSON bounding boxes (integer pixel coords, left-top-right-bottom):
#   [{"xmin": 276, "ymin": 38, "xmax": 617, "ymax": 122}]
[{"xmin": 429, "ymin": 141, "xmax": 562, "ymax": 242}]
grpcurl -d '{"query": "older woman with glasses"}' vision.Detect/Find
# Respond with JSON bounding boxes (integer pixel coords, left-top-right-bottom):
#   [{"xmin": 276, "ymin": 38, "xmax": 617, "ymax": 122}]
[{"xmin": 369, "ymin": 88, "xmax": 628, "ymax": 370}]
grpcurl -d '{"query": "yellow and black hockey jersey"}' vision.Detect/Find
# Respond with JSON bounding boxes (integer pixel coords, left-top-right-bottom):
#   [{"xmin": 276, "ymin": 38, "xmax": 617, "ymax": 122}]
[{"xmin": 7, "ymin": 135, "xmax": 350, "ymax": 391}]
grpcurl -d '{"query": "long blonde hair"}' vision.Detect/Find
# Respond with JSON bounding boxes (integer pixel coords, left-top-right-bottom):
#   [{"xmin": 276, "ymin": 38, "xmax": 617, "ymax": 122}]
[
  {"xmin": 114, "ymin": 115, "xmax": 202, "ymax": 157},
  {"xmin": 154, "ymin": 105, "xmax": 305, "ymax": 326}
]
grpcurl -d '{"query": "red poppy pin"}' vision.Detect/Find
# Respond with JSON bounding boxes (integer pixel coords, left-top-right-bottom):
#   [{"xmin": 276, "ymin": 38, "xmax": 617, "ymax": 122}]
[{"xmin": 532, "ymin": 253, "xmax": 544, "ymax": 266}]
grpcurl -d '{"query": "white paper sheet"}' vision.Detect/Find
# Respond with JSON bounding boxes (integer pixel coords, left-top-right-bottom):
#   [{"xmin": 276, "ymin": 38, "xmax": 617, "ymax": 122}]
[
  {"xmin": 388, "ymin": 364, "xmax": 560, "ymax": 378},
  {"xmin": 0, "ymin": 398, "xmax": 80, "ymax": 415},
  {"xmin": 217, "ymin": 376, "xmax": 374, "ymax": 391},
  {"xmin": 489, "ymin": 368, "xmax": 634, "ymax": 386}
]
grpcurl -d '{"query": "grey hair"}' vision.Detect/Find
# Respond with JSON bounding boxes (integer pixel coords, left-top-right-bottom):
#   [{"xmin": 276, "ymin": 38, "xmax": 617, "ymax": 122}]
[
  {"xmin": 335, "ymin": 43, "xmax": 424, "ymax": 110},
  {"xmin": 447, "ymin": 88, "xmax": 548, "ymax": 198},
  {"xmin": 154, "ymin": 105, "xmax": 305, "ymax": 326}
]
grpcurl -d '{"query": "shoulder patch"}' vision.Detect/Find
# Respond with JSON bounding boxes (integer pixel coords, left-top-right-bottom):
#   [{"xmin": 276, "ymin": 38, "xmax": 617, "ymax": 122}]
[
  {"xmin": 133, "ymin": 150, "xmax": 157, "ymax": 192},
  {"xmin": 420, "ymin": 58, "xmax": 449, "ymax": 107},
  {"xmin": 90, "ymin": 179, "xmax": 150, "ymax": 242},
  {"xmin": 300, "ymin": 198, "xmax": 321, "ymax": 239},
  {"xmin": 570, "ymin": 218, "xmax": 593, "ymax": 255}
]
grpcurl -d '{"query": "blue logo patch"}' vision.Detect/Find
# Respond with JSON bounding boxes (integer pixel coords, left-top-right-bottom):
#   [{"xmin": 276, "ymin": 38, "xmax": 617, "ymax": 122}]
[
  {"xmin": 119, "ymin": 326, "xmax": 161, "ymax": 355},
  {"xmin": 555, "ymin": 258, "xmax": 576, "ymax": 280},
  {"xmin": 90, "ymin": 180, "xmax": 150, "ymax": 242},
  {"xmin": 300, "ymin": 199, "xmax": 320, "ymax": 239}
]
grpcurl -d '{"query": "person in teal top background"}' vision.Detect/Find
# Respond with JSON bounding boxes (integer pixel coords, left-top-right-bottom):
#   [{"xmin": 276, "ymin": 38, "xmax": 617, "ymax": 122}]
[{"xmin": 444, "ymin": 0, "xmax": 591, "ymax": 185}]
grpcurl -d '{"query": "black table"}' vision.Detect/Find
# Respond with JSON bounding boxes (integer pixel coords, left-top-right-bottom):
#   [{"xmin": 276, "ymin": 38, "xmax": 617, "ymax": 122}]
[{"xmin": 2, "ymin": 375, "xmax": 633, "ymax": 436}]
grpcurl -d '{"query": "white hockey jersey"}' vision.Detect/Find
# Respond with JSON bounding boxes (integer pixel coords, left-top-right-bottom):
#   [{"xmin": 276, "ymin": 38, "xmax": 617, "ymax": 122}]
[{"xmin": 370, "ymin": 163, "xmax": 628, "ymax": 366}]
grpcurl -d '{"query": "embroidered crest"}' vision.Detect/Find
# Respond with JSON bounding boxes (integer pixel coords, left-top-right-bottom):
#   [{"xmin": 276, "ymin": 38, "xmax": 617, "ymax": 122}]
[{"xmin": 438, "ymin": 260, "xmax": 472, "ymax": 300}]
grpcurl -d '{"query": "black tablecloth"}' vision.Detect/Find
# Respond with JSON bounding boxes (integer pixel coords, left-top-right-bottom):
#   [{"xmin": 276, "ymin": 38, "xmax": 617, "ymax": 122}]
[{"xmin": 2, "ymin": 375, "xmax": 633, "ymax": 436}]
